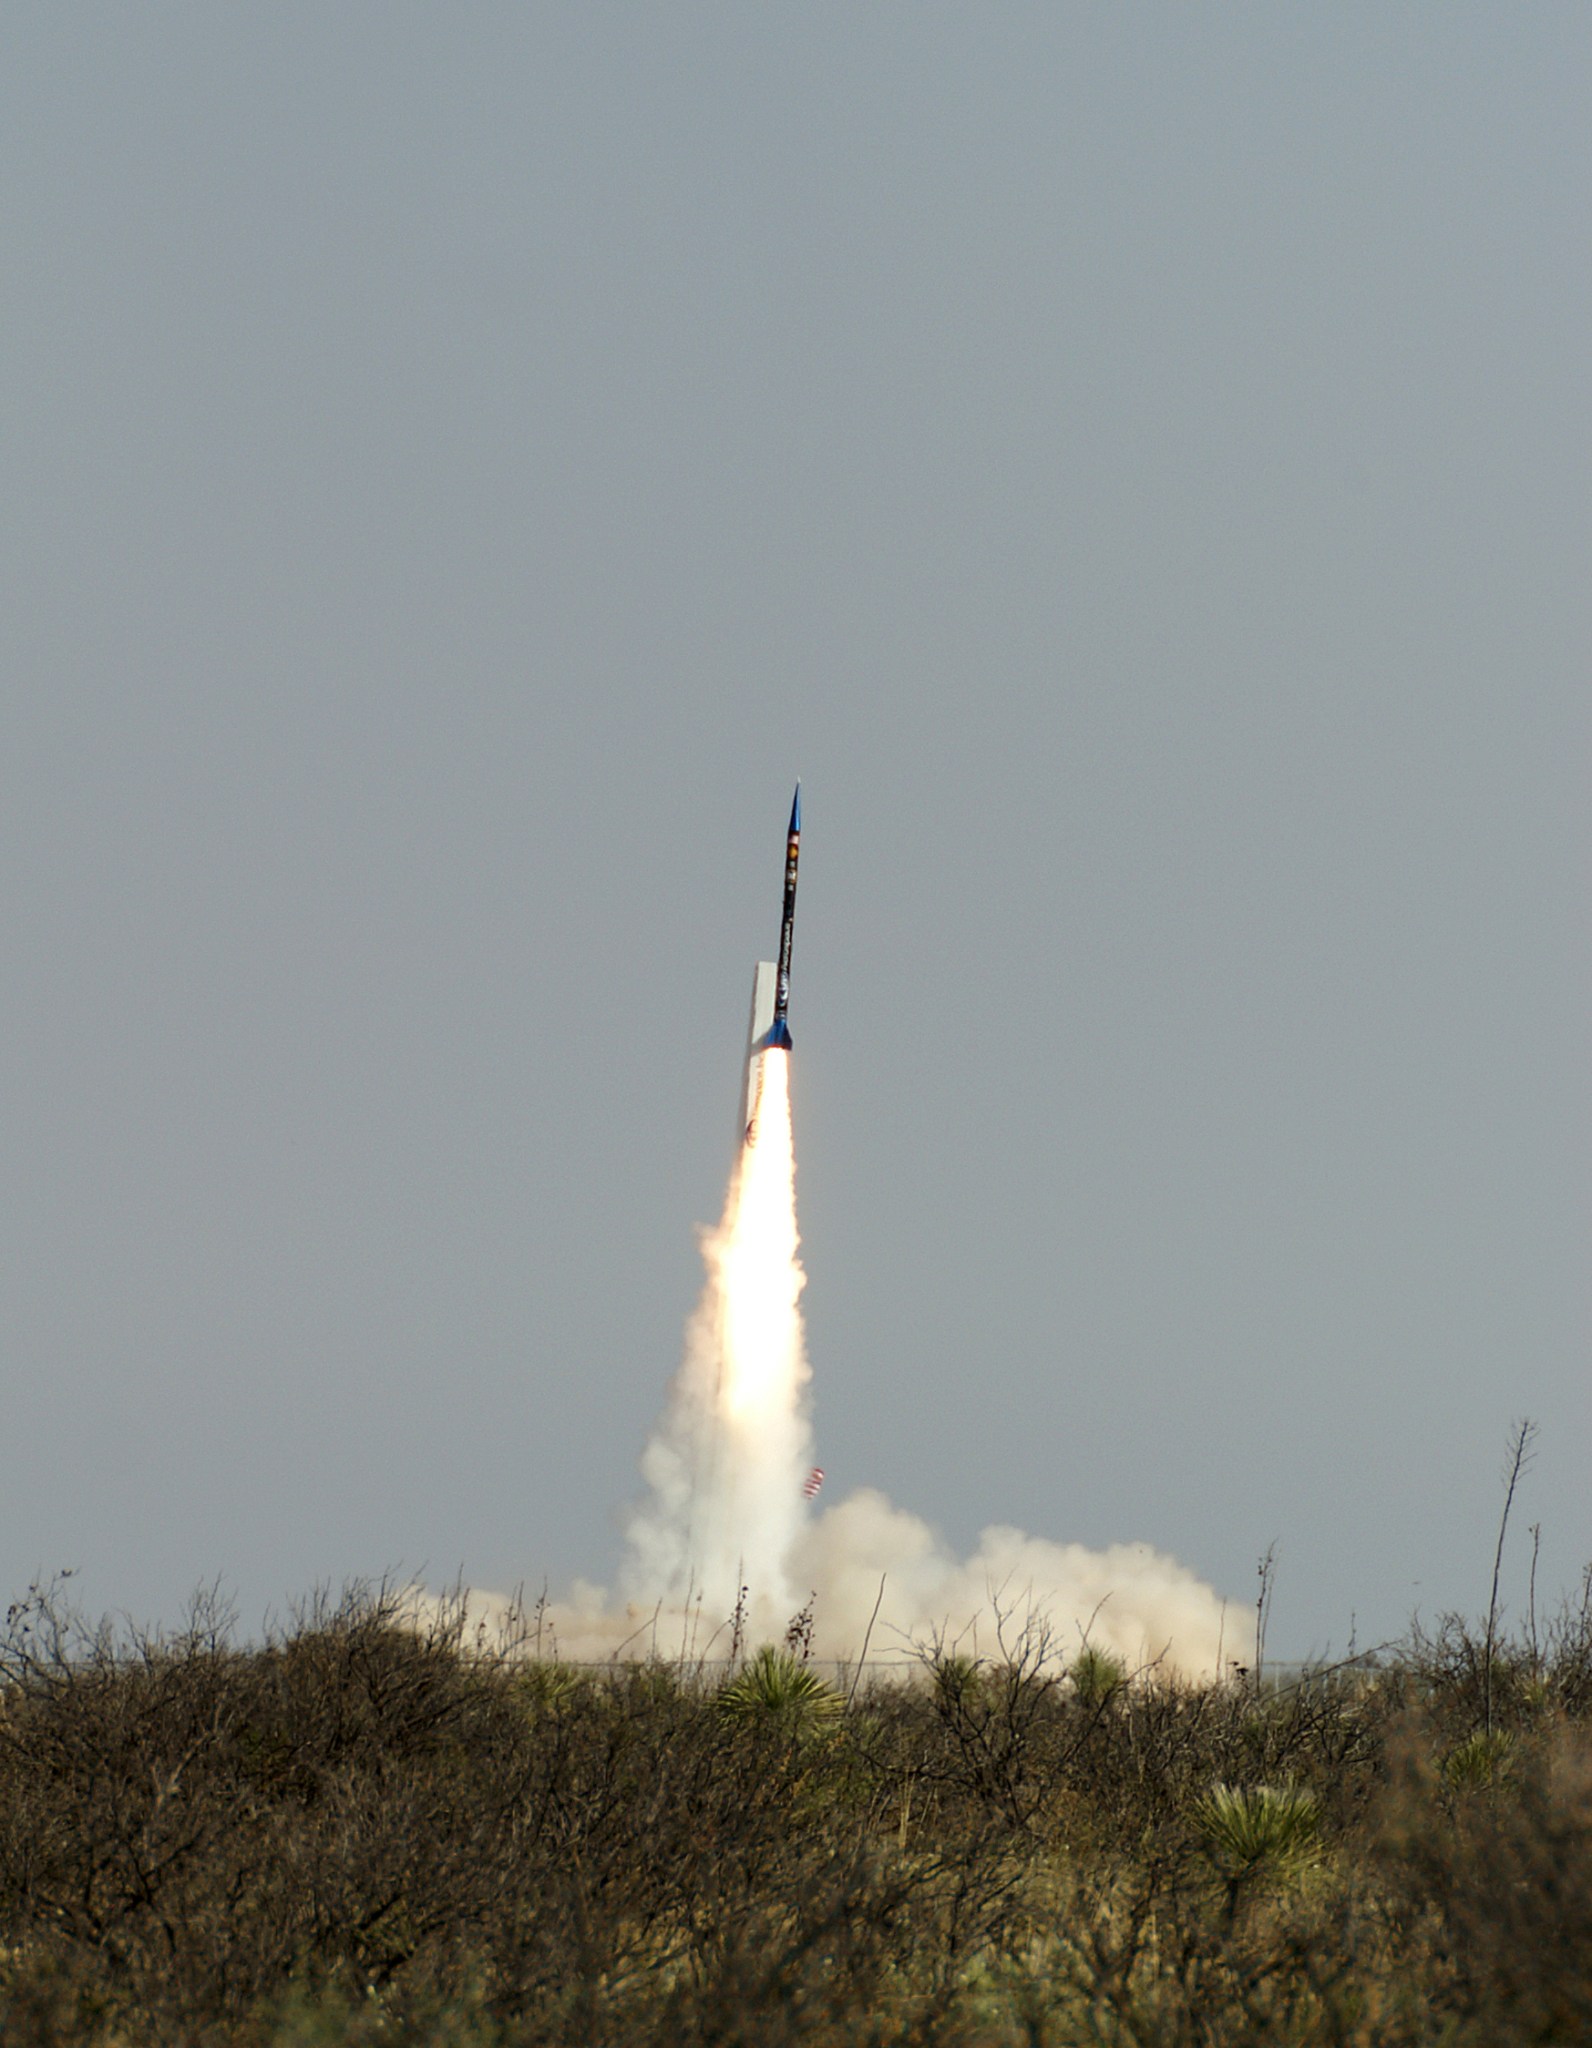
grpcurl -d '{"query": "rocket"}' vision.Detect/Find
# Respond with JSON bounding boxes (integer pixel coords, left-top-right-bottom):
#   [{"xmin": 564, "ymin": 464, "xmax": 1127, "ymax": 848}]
[
  {"xmin": 760, "ymin": 783, "xmax": 801, "ymax": 1053},
  {"xmin": 737, "ymin": 785, "xmax": 801, "ymax": 1142}
]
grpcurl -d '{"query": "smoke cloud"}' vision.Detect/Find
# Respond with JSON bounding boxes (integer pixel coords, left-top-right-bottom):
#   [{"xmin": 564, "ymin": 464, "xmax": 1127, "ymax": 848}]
[
  {"xmin": 789, "ymin": 1491, "xmax": 1231, "ymax": 1674},
  {"xmin": 474, "ymin": 1045, "xmax": 1233, "ymax": 1680},
  {"xmin": 452, "ymin": 1492, "xmax": 1231, "ymax": 1678}
]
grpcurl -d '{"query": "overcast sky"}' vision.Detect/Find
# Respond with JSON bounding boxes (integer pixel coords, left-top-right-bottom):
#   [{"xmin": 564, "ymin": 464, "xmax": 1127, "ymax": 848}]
[{"xmin": 3, "ymin": 6, "xmax": 1586, "ymax": 1655}]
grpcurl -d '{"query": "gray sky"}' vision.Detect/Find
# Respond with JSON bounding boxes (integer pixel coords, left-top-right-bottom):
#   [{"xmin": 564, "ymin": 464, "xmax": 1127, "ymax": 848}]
[{"xmin": 3, "ymin": 5, "xmax": 1586, "ymax": 1656}]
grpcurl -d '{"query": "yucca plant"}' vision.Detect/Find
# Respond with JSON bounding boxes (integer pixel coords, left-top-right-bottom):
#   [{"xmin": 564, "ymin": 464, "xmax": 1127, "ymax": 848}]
[
  {"xmin": 1442, "ymin": 1727, "xmax": 1516, "ymax": 1793},
  {"xmin": 716, "ymin": 1645, "xmax": 843, "ymax": 1730},
  {"xmin": 515, "ymin": 1660, "xmax": 583, "ymax": 1712},
  {"xmin": 930, "ymin": 1651, "xmax": 983, "ymax": 1708},
  {"xmin": 1192, "ymin": 1782, "xmax": 1321, "ymax": 1922},
  {"xmin": 1071, "ymin": 1646, "xmax": 1127, "ymax": 1709}
]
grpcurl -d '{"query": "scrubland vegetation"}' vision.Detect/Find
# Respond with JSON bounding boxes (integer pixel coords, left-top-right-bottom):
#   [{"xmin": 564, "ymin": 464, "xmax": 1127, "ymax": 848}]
[{"xmin": 2, "ymin": 1574, "xmax": 1592, "ymax": 2044}]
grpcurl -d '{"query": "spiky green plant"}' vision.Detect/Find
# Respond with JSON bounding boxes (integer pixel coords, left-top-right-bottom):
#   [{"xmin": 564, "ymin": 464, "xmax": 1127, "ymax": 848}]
[
  {"xmin": 514, "ymin": 1660, "xmax": 583, "ymax": 1712},
  {"xmin": 931, "ymin": 1652, "xmax": 982, "ymax": 1708},
  {"xmin": 716, "ymin": 1645, "xmax": 843, "ymax": 1729},
  {"xmin": 1070, "ymin": 1646, "xmax": 1126, "ymax": 1708},
  {"xmin": 1192, "ymin": 1782, "xmax": 1321, "ymax": 1921},
  {"xmin": 1442, "ymin": 1727, "xmax": 1515, "ymax": 1792}
]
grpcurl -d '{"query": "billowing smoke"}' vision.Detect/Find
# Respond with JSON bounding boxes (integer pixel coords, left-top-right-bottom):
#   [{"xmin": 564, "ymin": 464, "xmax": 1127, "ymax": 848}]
[
  {"xmin": 574, "ymin": 1044, "xmax": 1231, "ymax": 1678},
  {"xmin": 789, "ymin": 1493, "xmax": 1233, "ymax": 1675},
  {"xmin": 460, "ymin": 1500, "xmax": 1233, "ymax": 1678},
  {"xmin": 414, "ymin": 1019, "xmax": 1234, "ymax": 1673}
]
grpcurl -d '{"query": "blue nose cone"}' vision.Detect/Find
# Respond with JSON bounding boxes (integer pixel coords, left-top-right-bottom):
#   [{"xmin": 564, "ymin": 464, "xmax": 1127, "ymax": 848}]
[{"xmin": 789, "ymin": 782, "xmax": 801, "ymax": 834}]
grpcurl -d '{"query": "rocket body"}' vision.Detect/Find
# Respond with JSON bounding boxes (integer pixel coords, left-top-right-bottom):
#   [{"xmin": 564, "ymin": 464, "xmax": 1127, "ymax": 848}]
[
  {"xmin": 741, "ymin": 785, "xmax": 801, "ymax": 1145},
  {"xmin": 761, "ymin": 784, "xmax": 801, "ymax": 1053}
]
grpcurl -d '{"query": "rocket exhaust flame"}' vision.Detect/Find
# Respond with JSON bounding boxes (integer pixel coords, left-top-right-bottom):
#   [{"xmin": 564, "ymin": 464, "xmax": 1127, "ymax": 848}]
[{"xmin": 624, "ymin": 1047, "xmax": 813, "ymax": 1621}]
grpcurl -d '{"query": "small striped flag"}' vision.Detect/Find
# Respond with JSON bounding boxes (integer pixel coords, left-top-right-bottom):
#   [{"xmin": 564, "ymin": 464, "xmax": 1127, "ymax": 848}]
[{"xmin": 803, "ymin": 1466, "xmax": 825, "ymax": 1500}]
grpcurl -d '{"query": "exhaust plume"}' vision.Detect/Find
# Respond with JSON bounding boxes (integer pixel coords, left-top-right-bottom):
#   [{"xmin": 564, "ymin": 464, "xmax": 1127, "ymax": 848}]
[
  {"xmin": 607, "ymin": 1041, "xmax": 1234, "ymax": 1677},
  {"xmin": 623, "ymin": 1048, "xmax": 811, "ymax": 1623}
]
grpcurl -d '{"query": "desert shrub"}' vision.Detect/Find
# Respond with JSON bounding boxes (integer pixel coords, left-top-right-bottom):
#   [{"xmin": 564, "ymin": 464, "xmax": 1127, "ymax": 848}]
[
  {"xmin": 1376, "ymin": 1721, "xmax": 1592, "ymax": 2044},
  {"xmin": 1069, "ymin": 1644, "xmax": 1126, "ymax": 1708},
  {"xmin": 0, "ymin": 1579, "xmax": 1590, "ymax": 2042},
  {"xmin": 1191, "ymin": 1780, "xmax": 1322, "ymax": 1921},
  {"xmin": 1441, "ymin": 1726, "xmax": 1516, "ymax": 1793},
  {"xmin": 716, "ymin": 1644, "xmax": 843, "ymax": 1729},
  {"xmin": 1539, "ymin": 1575, "xmax": 1592, "ymax": 1718}
]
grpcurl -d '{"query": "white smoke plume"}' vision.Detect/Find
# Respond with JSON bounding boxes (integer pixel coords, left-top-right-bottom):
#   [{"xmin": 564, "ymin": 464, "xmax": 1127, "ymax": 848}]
[
  {"xmin": 483, "ymin": 1043, "xmax": 1235, "ymax": 1680},
  {"xmin": 622, "ymin": 1048, "xmax": 813, "ymax": 1622},
  {"xmin": 447, "ymin": 1495, "xmax": 1233, "ymax": 1679},
  {"xmin": 788, "ymin": 1492, "xmax": 1232, "ymax": 1675}
]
